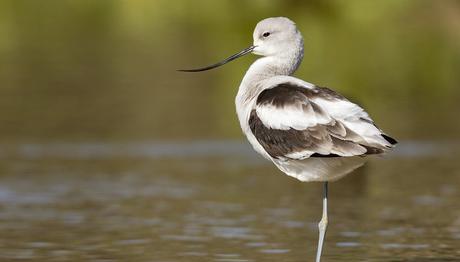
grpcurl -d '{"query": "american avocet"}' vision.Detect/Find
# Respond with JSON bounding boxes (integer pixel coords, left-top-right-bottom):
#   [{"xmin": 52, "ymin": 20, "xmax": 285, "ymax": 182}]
[{"xmin": 180, "ymin": 17, "xmax": 397, "ymax": 262}]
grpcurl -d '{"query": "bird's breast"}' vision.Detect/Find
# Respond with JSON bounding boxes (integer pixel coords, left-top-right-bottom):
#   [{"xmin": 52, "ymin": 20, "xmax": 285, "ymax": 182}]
[{"xmin": 235, "ymin": 86, "xmax": 272, "ymax": 161}]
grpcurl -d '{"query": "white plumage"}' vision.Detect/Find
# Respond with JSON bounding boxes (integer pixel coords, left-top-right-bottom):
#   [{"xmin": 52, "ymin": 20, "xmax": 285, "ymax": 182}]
[{"xmin": 233, "ymin": 18, "xmax": 395, "ymax": 183}]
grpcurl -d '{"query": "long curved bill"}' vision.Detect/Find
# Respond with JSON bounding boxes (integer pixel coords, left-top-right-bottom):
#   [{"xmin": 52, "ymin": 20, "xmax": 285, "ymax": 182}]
[{"xmin": 178, "ymin": 45, "xmax": 255, "ymax": 72}]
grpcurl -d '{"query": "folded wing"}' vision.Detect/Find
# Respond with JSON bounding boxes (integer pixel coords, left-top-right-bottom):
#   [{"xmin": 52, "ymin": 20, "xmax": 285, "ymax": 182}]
[{"xmin": 249, "ymin": 82, "xmax": 397, "ymax": 160}]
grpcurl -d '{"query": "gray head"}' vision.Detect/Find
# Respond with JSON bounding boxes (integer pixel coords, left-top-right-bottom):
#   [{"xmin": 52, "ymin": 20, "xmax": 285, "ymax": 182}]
[
  {"xmin": 179, "ymin": 17, "xmax": 304, "ymax": 72},
  {"xmin": 252, "ymin": 17, "xmax": 303, "ymax": 57}
]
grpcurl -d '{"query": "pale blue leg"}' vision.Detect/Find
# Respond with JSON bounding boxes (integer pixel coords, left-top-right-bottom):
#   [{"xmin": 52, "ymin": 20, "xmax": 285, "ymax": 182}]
[{"xmin": 315, "ymin": 182, "xmax": 328, "ymax": 262}]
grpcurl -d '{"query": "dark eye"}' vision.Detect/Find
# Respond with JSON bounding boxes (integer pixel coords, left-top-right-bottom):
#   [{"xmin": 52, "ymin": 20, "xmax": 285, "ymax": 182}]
[{"xmin": 262, "ymin": 32, "xmax": 270, "ymax": 37}]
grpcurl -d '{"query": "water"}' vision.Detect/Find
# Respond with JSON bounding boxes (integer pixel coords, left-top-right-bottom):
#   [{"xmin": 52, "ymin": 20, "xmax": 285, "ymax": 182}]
[{"xmin": 0, "ymin": 141, "xmax": 459, "ymax": 261}]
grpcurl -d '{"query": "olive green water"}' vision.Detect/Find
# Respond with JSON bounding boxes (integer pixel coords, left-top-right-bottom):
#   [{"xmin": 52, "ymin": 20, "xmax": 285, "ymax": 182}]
[
  {"xmin": 0, "ymin": 1, "xmax": 460, "ymax": 261},
  {"xmin": 0, "ymin": 143, "xmax": 460, "ymax": 261}
]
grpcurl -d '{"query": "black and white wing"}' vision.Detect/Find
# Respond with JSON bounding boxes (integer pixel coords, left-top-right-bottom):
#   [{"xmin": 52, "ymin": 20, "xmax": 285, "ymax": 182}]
[{"xmin": 249, "ymin": 82, "xmax": 397, "ymax": 160}]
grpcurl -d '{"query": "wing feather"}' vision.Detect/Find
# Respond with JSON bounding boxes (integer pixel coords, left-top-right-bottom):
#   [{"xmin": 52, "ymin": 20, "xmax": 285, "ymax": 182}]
[{"xmin": 249, "ymin": 82, "xmax": 396, "ymax": 160}]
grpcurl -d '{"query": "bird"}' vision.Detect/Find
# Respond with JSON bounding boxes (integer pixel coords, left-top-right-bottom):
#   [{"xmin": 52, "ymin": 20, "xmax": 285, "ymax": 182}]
[{"xmin": 179, "ymin": 17, "xmax": 397, "ymax": 262}]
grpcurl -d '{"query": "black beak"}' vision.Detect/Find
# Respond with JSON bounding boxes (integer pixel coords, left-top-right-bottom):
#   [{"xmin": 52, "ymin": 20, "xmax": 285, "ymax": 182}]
[{"xmin": 178, "ymin": 45, "xmax": 255, "ymax": 72}]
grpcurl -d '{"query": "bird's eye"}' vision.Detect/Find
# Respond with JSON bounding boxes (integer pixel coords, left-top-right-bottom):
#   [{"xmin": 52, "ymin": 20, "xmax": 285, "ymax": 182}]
[{"xmin": 262, "ymin": 32, "xmax": 270, "ymax": 37}]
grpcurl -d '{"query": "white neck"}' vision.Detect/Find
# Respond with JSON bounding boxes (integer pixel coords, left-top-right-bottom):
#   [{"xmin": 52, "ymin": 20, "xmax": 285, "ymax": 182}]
[
  {"xmin": 237, "ymin": 51, "xmax": 302, "ymax": 103},
  {"xmin": 250, "ymin": 49, "xmax": 302, "ymax": 78}
]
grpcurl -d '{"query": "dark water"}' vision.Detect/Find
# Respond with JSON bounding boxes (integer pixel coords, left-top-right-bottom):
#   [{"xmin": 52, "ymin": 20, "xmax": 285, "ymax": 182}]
[
  {"xmin": 0, "ymin": 141, "xmax": 459, "ymax": 261},
  {"xmin": 0, "ymin": 1, "xmax": 460, "ymax": 261}
]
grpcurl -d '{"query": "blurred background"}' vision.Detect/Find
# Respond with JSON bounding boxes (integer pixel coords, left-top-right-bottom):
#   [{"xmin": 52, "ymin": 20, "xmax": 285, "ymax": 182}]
[{"xmin": 0, "ymin": 0, "xmax": 459, "ymax": 261}]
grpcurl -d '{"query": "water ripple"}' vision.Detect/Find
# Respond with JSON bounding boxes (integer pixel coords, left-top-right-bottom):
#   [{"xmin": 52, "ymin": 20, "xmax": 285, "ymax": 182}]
[{"xmin": 0, "ymin": 140, "xmax": 457, "ymax": 160}]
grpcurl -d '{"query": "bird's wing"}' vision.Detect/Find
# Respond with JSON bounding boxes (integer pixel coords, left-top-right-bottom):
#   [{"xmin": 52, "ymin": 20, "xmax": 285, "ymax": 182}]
[{"xmin": 249, "ymin": 82, "xmax": 397, "ymax": 160}]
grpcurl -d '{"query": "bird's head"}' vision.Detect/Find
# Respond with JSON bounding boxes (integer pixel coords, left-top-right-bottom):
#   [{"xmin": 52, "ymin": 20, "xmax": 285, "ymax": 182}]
[
  {"xmin": 178, "ymin": 17, "xmax": 303, "ymax": 72},
  {"xmin": 252, "ymin": 17, "xmax": 303, "ymax": 58}
]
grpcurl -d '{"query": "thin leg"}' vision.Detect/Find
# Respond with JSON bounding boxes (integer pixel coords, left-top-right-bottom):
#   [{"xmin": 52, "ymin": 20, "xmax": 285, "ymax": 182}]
[{"xmin": 315, "ymin": 182, "xmax": 328, "ymax": 262}]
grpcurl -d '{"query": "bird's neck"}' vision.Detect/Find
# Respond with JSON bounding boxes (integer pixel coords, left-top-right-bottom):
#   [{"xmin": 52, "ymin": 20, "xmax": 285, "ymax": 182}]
[
  {"xmin": 237, "ymin": 54, "xmax": 302, "ymax": 103},
  {"xmin": 244, "ymin": 55, "xmax": 300, "ymax": 83}
]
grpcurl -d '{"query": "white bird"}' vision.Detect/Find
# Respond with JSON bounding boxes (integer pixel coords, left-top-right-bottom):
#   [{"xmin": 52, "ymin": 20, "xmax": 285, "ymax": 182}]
[{"xmin": 180, "ymin": 17, "xmax": 397, "ymax": 262}]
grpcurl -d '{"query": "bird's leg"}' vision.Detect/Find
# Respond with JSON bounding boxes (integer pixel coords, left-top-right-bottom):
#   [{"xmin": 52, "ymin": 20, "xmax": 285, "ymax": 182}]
[{"xmin": 315, "ymin": 182, "xmax": 328, "ymax": 262}]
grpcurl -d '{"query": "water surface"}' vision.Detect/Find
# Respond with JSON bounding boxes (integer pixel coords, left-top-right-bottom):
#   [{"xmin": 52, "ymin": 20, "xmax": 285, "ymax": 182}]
[{"xmin": 0, "ymin": 141, "xmax": 459, "ymax": 261}]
